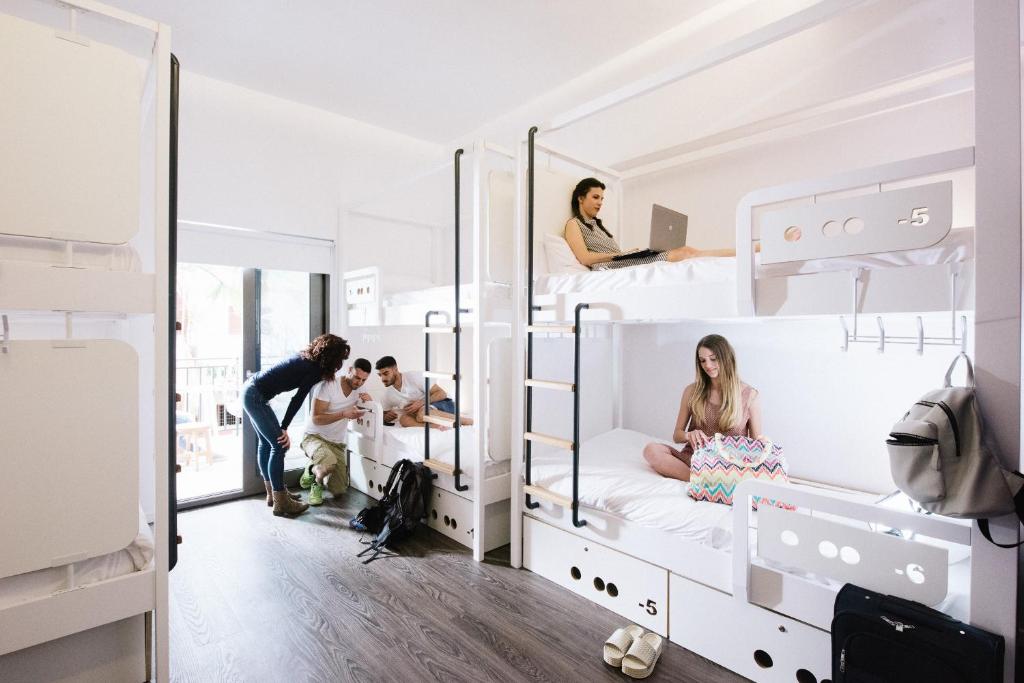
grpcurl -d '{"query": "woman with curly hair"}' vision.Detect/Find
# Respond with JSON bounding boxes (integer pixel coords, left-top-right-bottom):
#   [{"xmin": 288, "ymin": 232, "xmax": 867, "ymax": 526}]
[{"xmin": 242, "ymin": 333, "xmax": 351, "ymax": 516}]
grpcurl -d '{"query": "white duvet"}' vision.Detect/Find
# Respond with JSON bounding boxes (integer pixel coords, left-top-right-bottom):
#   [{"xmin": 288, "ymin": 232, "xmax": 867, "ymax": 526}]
[
  {"xmin": 537, "ymin": 228, "xmax": 973, "ymax": 295},
  {"xmin": 383, "ymin": 425, "xmax": 508, "ymax": 479},
  {"xmin": 530, "ymin": 428, "xmax": 734, "ymax": 548}
]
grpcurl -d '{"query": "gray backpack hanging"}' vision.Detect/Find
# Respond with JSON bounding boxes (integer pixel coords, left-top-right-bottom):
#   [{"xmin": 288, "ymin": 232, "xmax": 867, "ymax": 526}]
[{"xmin": 887, "ymin": 353, "xmax": 1024, "ymax": 547}]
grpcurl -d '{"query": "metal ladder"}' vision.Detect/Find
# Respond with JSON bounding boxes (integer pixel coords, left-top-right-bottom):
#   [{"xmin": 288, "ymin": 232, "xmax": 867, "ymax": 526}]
[
  {"xmin": 423, "ymin": 148, "xmax": 468, "ymax": 491},
  {"xmin": 522, "ymin": 126, "xmax": 586, "ymax": 527}
]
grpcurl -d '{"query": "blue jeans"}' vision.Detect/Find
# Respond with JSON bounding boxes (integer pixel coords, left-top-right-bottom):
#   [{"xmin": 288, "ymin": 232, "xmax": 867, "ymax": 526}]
[
  {"xmin": 242, "ymin": 380, "xmax": 287, "ymax": 491},
  {"xmin": 429, "ymin": 398, "xmax": 456, "ymax": 414}
]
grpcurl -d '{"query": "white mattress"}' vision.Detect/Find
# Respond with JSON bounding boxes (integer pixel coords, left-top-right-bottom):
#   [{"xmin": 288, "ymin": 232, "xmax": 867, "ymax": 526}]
[
  {"xmin": 0, "ymin": 234, "xmax": 141, "ymax": 271},
  {"xmin": 531, "ymin": 428, "xmax": 734, "ymax": 548},
  {"xmin": 532, "ymin": 428, "xmax": 972, "ymax": 616},
  {"xmin": 382, "ymin": 425, "xmax": 510, "ymax": 480},
  {"xmin": 537, "ymin": 228, "xmax": 974, "ymax": 295},
  {"xmin": 0, "ymin": 507, "xmax": 154, "ymax": 609}
]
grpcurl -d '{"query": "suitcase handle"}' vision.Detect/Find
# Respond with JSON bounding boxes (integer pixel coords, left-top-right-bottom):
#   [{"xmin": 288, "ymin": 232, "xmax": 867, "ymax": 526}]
[{"xmin": 879, "ymin": 594, "xmax": 955, "ymax": 626}]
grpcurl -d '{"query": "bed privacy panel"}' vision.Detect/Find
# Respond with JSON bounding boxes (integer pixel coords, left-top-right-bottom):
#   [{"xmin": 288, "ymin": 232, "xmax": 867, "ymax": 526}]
[
  {"xmin": 486, "ymin": 337, "xmax": 512, "ymax": 460},
  {"xmin": 487, "ymin": 170, "xmax": 514, "ymax": 285},
  {"xmin": 0, "ymin": 13, "xmax": 142, "ymax": 244},
  {"xmin": 0, "ymin": 341, "xmax": 139, "ymax": 580}
]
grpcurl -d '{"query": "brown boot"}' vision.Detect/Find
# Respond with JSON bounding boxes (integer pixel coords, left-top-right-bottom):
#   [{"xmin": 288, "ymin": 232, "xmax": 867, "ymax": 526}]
[
  {"xmin": 272, "ymin": 490, "xmax": 309, "ymax": 517},
  {"xmin": 264, "ymin": 480, "xmax": 301, "ymax": 507}
]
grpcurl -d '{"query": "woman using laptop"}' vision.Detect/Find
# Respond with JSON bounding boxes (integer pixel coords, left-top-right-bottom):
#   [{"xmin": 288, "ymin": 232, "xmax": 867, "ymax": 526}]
[{"xmin": 565, "ymin": 177, "xmax": 736, "ymax": 270}]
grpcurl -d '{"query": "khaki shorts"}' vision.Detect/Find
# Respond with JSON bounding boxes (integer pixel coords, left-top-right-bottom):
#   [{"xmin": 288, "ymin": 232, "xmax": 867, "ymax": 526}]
[{"xmin": 300, "ymin": 433, "xmax": 349, "ymax": 494}]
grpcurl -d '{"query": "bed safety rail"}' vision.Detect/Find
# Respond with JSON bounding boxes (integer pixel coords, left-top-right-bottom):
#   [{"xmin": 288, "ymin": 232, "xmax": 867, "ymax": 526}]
[
  {"xmin": 523, "ymin": 125, "xmax": 588, "ymax": 528},
  {"xmin": 423, "ymin": 148, "xmax": 469, "ymax": 492}
]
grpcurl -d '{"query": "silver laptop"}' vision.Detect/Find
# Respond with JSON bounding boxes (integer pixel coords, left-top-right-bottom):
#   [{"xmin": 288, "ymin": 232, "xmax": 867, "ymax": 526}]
[{"xmin": 649, "ymin": 204, "xmax": 688, "ymax": 252}]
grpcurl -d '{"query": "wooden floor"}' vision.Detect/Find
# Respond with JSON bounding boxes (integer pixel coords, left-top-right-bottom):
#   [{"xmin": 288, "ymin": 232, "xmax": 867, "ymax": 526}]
[{"xmin": 170, "ymin": 488, "xmax": 749, "ymax": 683}]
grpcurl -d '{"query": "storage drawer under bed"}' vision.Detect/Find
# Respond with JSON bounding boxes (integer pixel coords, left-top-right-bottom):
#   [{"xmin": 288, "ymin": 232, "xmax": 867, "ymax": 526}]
[
  {"xmin": 425, "ymin": 487, "xmax": 510, "ymax": 553},
  {"xmin": 669, "ymin": 572, "xmax": 831, "ymax": 683},
  {"xmin": 523, "ymin": 516, "xmax": 668, "ymax": 635},
  {"xmin": 348, "ymin": 457, "xmax": 384, "ymax": 501}
]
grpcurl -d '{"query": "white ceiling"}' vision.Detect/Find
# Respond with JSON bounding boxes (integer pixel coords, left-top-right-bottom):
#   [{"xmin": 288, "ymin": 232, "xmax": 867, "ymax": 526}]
[{"xmin": 102, "ymin": 0, "xmax": 711, "ymax": 143}]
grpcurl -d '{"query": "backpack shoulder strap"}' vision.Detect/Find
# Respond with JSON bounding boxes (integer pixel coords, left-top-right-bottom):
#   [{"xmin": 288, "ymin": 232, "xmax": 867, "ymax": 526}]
[{"xmin": 978, "ymin": 471, "xmax": 1024, "ymax": 548}]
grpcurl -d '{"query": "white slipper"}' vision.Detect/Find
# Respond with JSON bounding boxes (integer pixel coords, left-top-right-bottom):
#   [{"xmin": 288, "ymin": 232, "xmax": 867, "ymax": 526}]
[
  {"xmin": 621, "ymin": 632, "xmax": 664, "ymax": 679},
  {"xmin": 603, "ymin": 624, "xmax": 645, "ymax": 667}
]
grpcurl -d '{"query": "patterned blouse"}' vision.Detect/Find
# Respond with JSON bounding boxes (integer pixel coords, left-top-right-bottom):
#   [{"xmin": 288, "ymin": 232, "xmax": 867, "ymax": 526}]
[{"xmin": 574, "ymin": 217, "xmax": 668, "ymax": 270}]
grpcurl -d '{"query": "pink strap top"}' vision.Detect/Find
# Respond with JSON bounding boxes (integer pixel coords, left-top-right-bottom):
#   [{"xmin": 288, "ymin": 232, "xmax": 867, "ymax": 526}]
[{"xmin": 694, "ymin": 385, "xmax": 755, "ymax": 436}]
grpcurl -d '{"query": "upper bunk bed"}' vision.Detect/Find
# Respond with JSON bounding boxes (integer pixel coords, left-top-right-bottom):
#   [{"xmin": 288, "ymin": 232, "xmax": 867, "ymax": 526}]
[
  {"xmin": 0, "ymin": 5, "xmax": 160, "ymax": 317},
  {"xmin": 0, "ymin": 1, "xmax": 172, "ymax": 680},
  {"xmin": 342, "ymin": 142, "xmax": 516, "ymax": 328},
  {"xmin": 517, "ymin": 0, "xmax": 977, "ymax": 327}
]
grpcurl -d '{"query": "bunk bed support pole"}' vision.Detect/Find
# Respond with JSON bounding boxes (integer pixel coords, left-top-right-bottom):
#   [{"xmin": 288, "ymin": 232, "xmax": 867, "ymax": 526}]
[
  {"xmin": 453, "ymin": 148, "xmax": 468, "ymax": 492},
  {"xmin": 471, "ymin": 142, "xmax": 486, "ymax": 560},
  {"xmin": 510, "ymin": 136, "xmax": 527, "ymax": 568},
  {"xmin": 524, "ymin": 126, "xmax": 540, "ymax": 510},
  {"xmin": 572, "ymin": 303, "xmax": 588, "ymax": 528},
  {"xmin": 153, "ymin": 20, "xmax": 173, "ymax": 683},
  {"xmin": 971, "ymin": 3, "xmax": 1021, "ymax": 679}
]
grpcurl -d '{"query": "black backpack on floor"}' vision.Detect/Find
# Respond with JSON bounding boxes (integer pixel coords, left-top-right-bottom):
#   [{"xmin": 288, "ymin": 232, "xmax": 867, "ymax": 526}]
[
  {"xmin": 353, "ymin": 459, "xmax": 431, "ymax": 563},
  {"xmin": 831, "ymin": 583, "xmax": 1003, "ymax": 683}
]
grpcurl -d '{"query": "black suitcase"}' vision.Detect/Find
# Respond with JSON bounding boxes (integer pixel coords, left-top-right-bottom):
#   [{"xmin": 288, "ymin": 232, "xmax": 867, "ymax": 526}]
[{"xmin": 831, "ymin": 583, "xmax": 1003, "ymax": 683}]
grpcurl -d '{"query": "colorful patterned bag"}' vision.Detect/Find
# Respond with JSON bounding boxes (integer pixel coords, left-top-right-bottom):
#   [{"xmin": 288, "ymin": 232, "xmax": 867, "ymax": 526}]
[{"xmin": 687, "ymin": 433, "xmax": 794, "ymax": 509}]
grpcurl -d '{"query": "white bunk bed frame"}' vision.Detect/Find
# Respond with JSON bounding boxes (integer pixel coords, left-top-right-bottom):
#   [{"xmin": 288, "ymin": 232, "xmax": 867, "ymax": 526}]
[
  {"xmin": 510, "ymin": 2, "xmax": 1020, "ymax": 682},
  {"xmin": 341, "ymin": 142, "xmax": 516, "ymax": 561},
  {"xmin": 0, "ymin": 1, "xmax": 171, "ymax": 681}
]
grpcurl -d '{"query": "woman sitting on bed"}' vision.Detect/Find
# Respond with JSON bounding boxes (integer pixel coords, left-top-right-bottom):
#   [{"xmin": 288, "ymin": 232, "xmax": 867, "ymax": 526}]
[
  {"xmin": 643, "ymin": 334, "xmax": 764, "ymax": 481},
  {"xmin": 564, "ymin": 178, "xmax": 737, "ymax": 270}
]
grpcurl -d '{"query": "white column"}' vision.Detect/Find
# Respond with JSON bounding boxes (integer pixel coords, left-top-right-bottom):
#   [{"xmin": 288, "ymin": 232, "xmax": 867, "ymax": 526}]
[
  {"xmin": 972, "ymin": 3, "xmax": 1021, "ymax": 680},
  {"xmin": 509, "ymin": 137, "xmax": 527, "ymax": 568},
  {"xmin": 471, "ymin": 142, "xmax": 486, "ymax": 562}
]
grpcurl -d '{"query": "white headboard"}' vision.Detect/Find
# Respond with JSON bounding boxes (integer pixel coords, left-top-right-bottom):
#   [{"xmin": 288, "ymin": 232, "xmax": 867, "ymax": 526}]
[
  {"xmin": 0, "ymin": 14, "xmax": 142, "ymax": 244},
  {"xmin": 0, "ymin": 340, "xmax": 139, "ymax": 580}
]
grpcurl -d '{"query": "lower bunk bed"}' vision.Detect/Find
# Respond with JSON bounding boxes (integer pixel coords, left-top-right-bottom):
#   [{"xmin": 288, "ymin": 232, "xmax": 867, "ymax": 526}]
[
  {"xmin": 346, "ymin": 403, "xmax": 511, "ymax": 554},
  {"xmin": 522, "ymin": 429, "xmax": 973, "ymax": 683},
  {"xmin": 0, "ymin": 507, "xmax": 156, "ymax": 682}
]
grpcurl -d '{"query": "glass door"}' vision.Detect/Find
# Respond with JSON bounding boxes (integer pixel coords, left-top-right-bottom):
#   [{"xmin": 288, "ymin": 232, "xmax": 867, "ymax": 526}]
[
  {"xmin": 242, "ymin": 270, "xmax": 328, "ymax": 490},
  {"xmin": 176, "ymin": 264, "xmax": 327, "ymax": 507},
  {"xmin": 174, "ymin": 264, "xmax": 246, "ymax": 503}
]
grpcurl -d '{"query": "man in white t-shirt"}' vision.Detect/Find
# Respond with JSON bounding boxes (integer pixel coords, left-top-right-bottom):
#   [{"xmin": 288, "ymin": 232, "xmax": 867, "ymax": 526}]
[
  {"xmin": 375, "ymin": 355, "xmax": 473, "ymax": 429},
  {"xmin": 298, "ymin": 358, "xmax": 371, "ymax": 505}
]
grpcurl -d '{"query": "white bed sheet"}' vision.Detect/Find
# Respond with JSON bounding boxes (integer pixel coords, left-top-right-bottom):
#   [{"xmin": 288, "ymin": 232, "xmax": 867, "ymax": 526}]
[
  {"xmin": 0, "ymin": 234, "xmax": 141, "ymax": 271},
  {"xmin": 537, "ymin": 228, "xmax": 973, "ymax": 295},
  {"xmin": 382, "ymin": 425, "xmax": 510, "ymax": 479},
  {"xmin": 531, "ymin": 428, "xmax": 734, "ymax": 547},
  {"xmin": 0, "ymin": 506, "xmax": 154, "ymax": 610}
]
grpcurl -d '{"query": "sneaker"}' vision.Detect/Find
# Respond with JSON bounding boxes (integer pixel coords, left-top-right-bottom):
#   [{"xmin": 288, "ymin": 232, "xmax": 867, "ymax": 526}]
[
  {"xmin": 299, "ymin": 465, "xmax": 314, "ymax": 490},
  {"xmin": 308, "ymin": 482, "xmax": 324, "ymax": 506}
]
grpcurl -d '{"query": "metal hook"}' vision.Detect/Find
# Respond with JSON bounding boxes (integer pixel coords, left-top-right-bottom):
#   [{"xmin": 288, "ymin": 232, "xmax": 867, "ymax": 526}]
[
  {"xmin": 1, "ymin": 314, "xmax": 9, "ymax": 354},
  {"xmin": 839, "ymin": 316, "xmax": 849, "ymax": 352},
  {"xmin": 876, "ymin": 316, "xmax": 885, "ymax": 354},
  {"xmin": 916, "ymin": 316, "xmax": 924, "ymax": 356}
]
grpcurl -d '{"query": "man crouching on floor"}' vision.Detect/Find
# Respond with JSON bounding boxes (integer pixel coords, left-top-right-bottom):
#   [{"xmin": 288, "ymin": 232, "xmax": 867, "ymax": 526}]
[
  {"xmin": 298, "ymin": 358, "xmax": 371, "ymax": 505},
  {"xmin": 375, "ymin": 355, "xmax": 473, "ymax": 430}
]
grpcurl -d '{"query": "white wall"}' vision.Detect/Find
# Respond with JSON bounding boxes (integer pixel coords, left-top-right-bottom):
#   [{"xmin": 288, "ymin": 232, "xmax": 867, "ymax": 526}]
[
  {"xmin": 619, "ymin": 92, "xmax": 975, "ymax": 250},
  {"xmin": 178, "ymin": 71, "xmax": 443, "ymax": 240}
]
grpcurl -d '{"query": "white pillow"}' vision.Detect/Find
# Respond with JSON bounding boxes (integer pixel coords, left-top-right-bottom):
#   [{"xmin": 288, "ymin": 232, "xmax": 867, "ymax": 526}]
[{"xmin": 543, "ymin": 233, "xmax": 589, "ymax": 274}]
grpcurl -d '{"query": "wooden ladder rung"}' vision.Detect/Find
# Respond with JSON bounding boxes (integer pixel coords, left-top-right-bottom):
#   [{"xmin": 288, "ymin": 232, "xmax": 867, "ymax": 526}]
[
  {"xmin": 423, "ymin": 326, "xmax": 458, "ymax": 334},
  {"xmin": 422, "ymin": 414, "xmax": 455, "ymax": 427},
  {"xmin": 423, "ymin": 459, "xmax": 456, "ymax": 476},
  {"xmin": 527, "ymin": 324, "xmax": 575, "ymax": 335},
  {"xmin": 524, "ymin": 432, "xmax": 574, "ymax": 450},
  {"xmin": 423, "ymin": 370, "xmax": 457, "ymax": 380},
  {"xmin": 525, "ymin": 379, "xmax": 575, "ymax": 392},
  {"xmin": 523, "ymin": 484, "xmax": 571, "ymax": 508}
]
